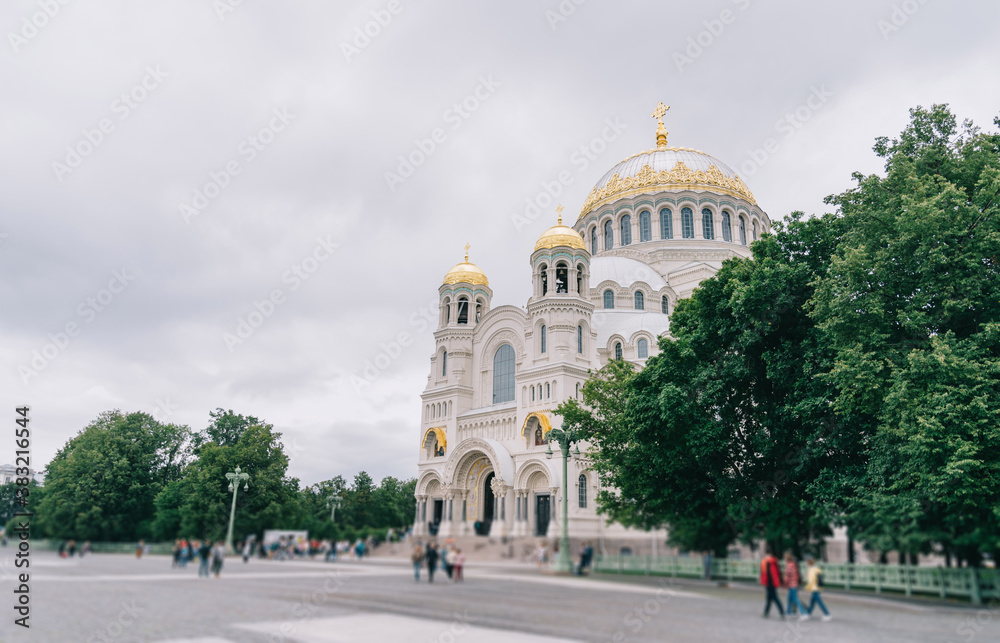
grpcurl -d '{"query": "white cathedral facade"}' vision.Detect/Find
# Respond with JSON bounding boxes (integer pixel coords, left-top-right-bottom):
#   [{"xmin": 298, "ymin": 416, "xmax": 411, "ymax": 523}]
[{"xmin": 414, "ymin": 108, "xmax": 770, "ymax": 550}]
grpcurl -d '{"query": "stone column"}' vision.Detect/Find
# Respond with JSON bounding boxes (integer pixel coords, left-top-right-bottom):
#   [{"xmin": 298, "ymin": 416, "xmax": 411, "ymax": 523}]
[
  {"xmin": 673, "ymin": 209, "xmax": 682, "ymax": 240},
  {"xmin": 414, "ymin": 495, "xmax": 428, "ymax": 536},
  {"xmin": 489, "ymin": 478, "xmax": 509, "ymax": 538},
  {"xmin": 438, "ymin": 484, "xmax": 454, "ymax": 537},
  {"xmin": 547, "ymin": 485, "xmax": 560, "ymax": 539}
]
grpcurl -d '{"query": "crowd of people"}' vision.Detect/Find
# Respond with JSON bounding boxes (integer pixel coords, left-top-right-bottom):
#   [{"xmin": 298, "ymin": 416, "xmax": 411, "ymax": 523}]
[
  {"xmin": 410, "ymin": 541, "xmax": 466, "ymax": 583},
  {"xmin": 56, "ymin": 539, "xmax": 90, "ymax": 558},
  {"xmin": 760, "ymin": 550, "xmax": 832, "ymax": 622}
]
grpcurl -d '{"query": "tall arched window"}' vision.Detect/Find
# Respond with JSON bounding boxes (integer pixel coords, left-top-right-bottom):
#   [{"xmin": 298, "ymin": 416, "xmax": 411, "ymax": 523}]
[
  {"xmin": 739, "ymin": 216, "xmax": 747, "ymax": 245},
  {"xmin": 577, "ymin": 325, "xmax": 583, "ymax": 353},
  {"xmin": 545, "ymin": 382, "xmax": 550, "ymax": 398},
  {"xmin": 531, "ymin": 385, "xmax": 535, "ymax": 401},
  {"xmin": 578, "ymin": 474, "xmax": 587, "ymax": 508},
  {"xmin": 637, "ymin": 338, "xmax": 648, "ymax": 359},
  {"xmin": 457, "ymin": 297, "xmax": 469, "ymax": 324},
  {"xmin": 661, "ymin": 295, "xmax": 669, "ymax": 315},
  {"xmin": 660, "ymin": 207, "xmax": 673, "ymax": 239},
  {"xmin": 702, "ymin": 208, "xmax": 715, "ymax": 240},
  {"xmin": 639, "ymin": 211, "xmax": 651, "ymax": 241},
  {"xmin": 590, "ymin": 226, "xmax": 597, "ymax": 254},
  {"xmin": 556, "ymin": 263, "xmax": 568, "ymax": 293},
  {"xmin": 576, "ymin": 263, "xmax": 584, "ymax": 294},
  {"xmin": 620, "ymin": 215, "xmax": 632, "ymax": 246},
  {"xmin": 614, "ymin": 342, "xmax": 623, "ymax": 360},
  {"xmin": 492, "ymin": 344, "xmax": 515, "ymax": 404},
  {"xmin": 603, "ymin": 290, "xmax": 614, "ymax": 309},
  {"xmin": 603, "ymin": 220, "xmax": 613, "ymax": 250},
  {"xmin": 721, "ymin": 211, "xmax": 732, "ymax": 242},
  {"xmin": 681, "ymin": 207, "xmax": 694, "ymax": 239},
  {"xmin": 634, "ymin": 291, "xmax": 644, "ymax": 310},
  {"xmin": 444, "ymin": 298, "xmax": 451, "ymax": 323},
  {"xmin": 475, "ymin": 299, "xmax": 483, "ymax": 323},
  {"xmin": 442, "ymin": 351, "xmax": 447, "ymax": 376},
  {"xmin": 540, "ymin": 264, "xmax": 548, "ymax": 296},
  {"xmin": 575, "ymin": 382, "xmax": 580, "ymax": 399},
  {"xmin": 753, "ymin": 220, "xmax": 759, "ymax": 241},
  {"xmin": 540, "ymin": 325, "xmax": 547, "ymax": 354}
]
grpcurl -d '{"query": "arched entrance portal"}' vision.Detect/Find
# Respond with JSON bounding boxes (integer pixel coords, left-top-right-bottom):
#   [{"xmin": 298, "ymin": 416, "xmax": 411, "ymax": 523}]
[{"xmin": 478, "ymin": 472, "xmax": 495, "ymax": 535}]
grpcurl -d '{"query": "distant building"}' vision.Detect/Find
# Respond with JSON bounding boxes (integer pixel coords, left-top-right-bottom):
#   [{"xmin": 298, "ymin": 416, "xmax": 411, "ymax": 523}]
[{"xmin": 0, "ymin": 463, "xmax": 45, "ymax": 485}]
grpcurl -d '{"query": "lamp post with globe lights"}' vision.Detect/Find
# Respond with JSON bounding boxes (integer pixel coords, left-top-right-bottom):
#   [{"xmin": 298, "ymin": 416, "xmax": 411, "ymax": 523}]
[
  {"xmin": 225, "ymin": 466, "xmax": 250, "ymax": 553},
  {"xmin": 545, "ymin": 427, "xmax": 581, "ymax": 574}
]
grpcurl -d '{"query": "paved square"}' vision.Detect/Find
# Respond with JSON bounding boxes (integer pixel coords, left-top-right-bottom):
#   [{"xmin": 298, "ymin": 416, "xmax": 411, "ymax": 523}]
[{"xmin": 2, "ymin": 552, "xmax": 997, "ymax": 642}]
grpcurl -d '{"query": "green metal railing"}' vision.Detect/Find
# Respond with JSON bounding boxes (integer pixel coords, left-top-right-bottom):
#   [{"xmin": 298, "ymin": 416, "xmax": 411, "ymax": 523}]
[
  {"xmin": 32, "ymin": 540, "xmax": 175, "ymax": 555},
  {"xmin": 592, "ymin": 555, "xmax": 1000, "ymax": 605}
]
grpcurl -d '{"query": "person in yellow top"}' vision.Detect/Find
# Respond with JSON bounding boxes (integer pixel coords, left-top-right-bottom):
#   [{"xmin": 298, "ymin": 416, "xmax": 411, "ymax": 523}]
[{"xmin": 801, "ymin": 557, "xmax": 832, "ymax": 622}]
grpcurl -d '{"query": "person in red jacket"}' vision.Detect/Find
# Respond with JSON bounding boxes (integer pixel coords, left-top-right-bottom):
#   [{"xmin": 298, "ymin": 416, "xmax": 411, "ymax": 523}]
[{"xmin": 760, "ymin": 549, "xmax": 785, "ymax": 619}]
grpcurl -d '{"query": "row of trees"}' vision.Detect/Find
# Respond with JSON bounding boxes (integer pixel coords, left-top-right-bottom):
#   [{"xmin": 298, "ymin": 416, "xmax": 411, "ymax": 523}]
[
  {"xmin": 13, "ymin": 409, "xmax": 415, "ymax": 543},
  {"xmin": 558, "ymin": 105, "xmax": 1000, "ymax": 566}
]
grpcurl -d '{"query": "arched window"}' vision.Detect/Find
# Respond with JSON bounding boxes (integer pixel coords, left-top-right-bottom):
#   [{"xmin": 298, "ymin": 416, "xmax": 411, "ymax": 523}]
[
  {"xmin": 620, "ymin": 215, "xmax": 632, "ymax": 246},
  {"xmin": 681, "ymin": 207, "xmax": 694, "ymax": 239},
  {"xmin": 753, "ymin": 220, "xmax": 759, "ymax": 241},
  {"xmin": 545, "ymin": 382, "xmax": 550, "ymax": 398},
  {"xmin": 634, "ymin": 291, "xmax": 644, "ymax": 310},
  {"xmin": 575, "ymin": 382, "xmax": 580, "ymax": 399},
  {"xmin": 576, "ymin": 263, "xmax": 584, "ymax": 294},
  {"xmin": 442, "ymin": 351, "xmax": 447, "ymax": 376},
  {"xmin": 721, "ymin": 211, "xmax": 732, "ymax": 242},
  {"xmin": 492, "ymin": 344, "xmax": 515, "ymax": 404},
  {"xmin": 590, "ymin": 226, "xmax": 597, "ymax": 254},
  {"xmin": 614, "ymin": 342, "xmax": 623, "ymax": 360},
  {"xmin": 603, "ymin": 290, "xmax": 614, "ymax": 309},
  {"xmin": 475, "ymin": 299, "xmax": 483, "ymax": 323},
  {"xmin": 660, "ymin": 207, "xmax": 673, "ymax": 239},
  {"xmin": 540, "ymin": 325, "xmax": 547, "ymax": 354},
  {"xmin": 702, "ymin": 208, "xmax": 715, "ymax": 240},
  {"xmin": 578, "ymin": 474, "xmax": 587, "ymax": 508},
  {"xmin": 577, "ymin": 325, "xmax": 583, "ymax": 353},
  {"xmin": 556, "ymin": 263, "xmax": 568, "ymax": 293},
  {"xmin": 540, "ymin": 264, "xmax": 548, "ymax": 296},
  {"xmin": 639, "ymin": 211, "xmax": 651, "ymax": 242},
  {"xmin": 457, "ymin": 297, "xmax": 469, "ymax": 324},
  {"xmin": 739, "ymin": 216, "xmax": 747, "ymax": 245},
  {"xmin": 661, "ymin": 295, "xmax": 669, "ymax": 315},
  {"xmin": 444, "ymin": 298, "xmax": 451, "ymax": 323},
  {"xmin": 638, "ymin": 338, "xmax": 648, "ymax": 359},
  {"xmin": 531, "ymin": 385, "xmax": 535, "ymax": 402},
  {"xmin": 603, "ymin": 219, "xmax": 613, "ymax": 250}
]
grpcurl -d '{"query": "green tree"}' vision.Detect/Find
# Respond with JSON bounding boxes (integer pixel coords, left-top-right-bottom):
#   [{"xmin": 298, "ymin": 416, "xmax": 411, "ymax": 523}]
[
  {"xmin": 36, "ymin": 411, "xmax": 191, "ymax": 541},
  {"xmin": 154, "ymin": 413, "xmax": 301, "ymax": 542},
  {"xmin": 811, "ymin": 105, "xmax": 1000, "ymax": 565}
]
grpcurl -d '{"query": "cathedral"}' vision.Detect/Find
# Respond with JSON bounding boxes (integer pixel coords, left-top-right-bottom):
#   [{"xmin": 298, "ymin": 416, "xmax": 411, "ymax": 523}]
[{"xmin": 414, "ymin": 105, "xmax": 771, "ymax": 550}]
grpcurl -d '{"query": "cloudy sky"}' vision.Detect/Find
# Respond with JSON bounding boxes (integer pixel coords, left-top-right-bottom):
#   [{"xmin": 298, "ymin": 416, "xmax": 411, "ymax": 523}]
[{"xmin": 2, "ymin": 0, "xmax": 998, "ymax": 487}]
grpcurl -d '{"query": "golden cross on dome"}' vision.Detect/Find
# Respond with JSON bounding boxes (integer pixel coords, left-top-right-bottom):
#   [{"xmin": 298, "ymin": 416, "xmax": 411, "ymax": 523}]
[
  {"xmin": 464, "ymin": 243, "xmax": 470, "ymax": 263},
  {"xmin": 652, "ymin": 102, "xmax": 670, "ymax": 148},
  {"xmin": 556, "ymin": 204, "xmax": 564, "ymax": 225}
]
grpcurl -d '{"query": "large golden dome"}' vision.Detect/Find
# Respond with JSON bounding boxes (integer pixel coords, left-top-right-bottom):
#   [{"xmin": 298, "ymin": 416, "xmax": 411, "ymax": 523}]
[{"xmin": 443, "ymin": 247, "xmax": 489, "ymax": 286}]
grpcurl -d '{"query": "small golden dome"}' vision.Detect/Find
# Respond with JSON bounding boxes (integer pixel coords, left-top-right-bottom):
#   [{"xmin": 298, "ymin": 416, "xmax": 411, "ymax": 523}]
[
  {"xmin": 534, "ymin": 207, "xmax": 587, "ymax": 252},
  {"xmin": 443, "ymin": 244, "xmax": 489, "ymax": 286}
]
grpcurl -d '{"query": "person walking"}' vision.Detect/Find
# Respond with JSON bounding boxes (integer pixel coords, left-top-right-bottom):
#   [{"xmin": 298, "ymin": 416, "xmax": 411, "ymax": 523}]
[
  {"xmin": 802, "ymin": 557, "xmax": 832, "ymax": 621},
  {"xmin": 411, "ymin": 542, "xmax": 425, "ymax": 581},
  {"xmin": 136, "ymin": 539, "xmax": 145, "ymax": 559},
  {"xmin": 197, "ymin": 539, "xmax": 212, "ymax": 578},
  {"xmin": 783, "ymin": 552, "xmax": 808, "ymax": 616},
  {"xmin": 760, "ymin": 549, "xmax": 785, "ymax": 619},
  {"xmin": 453, "ymin": 549, "xmax": 465, "ymax": 583},
  {"xmin": 425, "ymin": 542, "xmax": 439, "ymax": 583},
  {"xmin": 442, "ymin": 545, "xmax": 454, "ymax": 580},
  {"xmin": 242, "ymin": 539, "xmax": 252, "ymax": 564},
  {"xmin": 211, "ymin": 541, "xmax": 225, "ymax": 578}
]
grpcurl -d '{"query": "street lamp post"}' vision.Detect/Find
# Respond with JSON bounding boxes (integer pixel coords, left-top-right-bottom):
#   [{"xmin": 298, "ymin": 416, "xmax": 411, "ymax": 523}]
[
  {"xmin": 225, "ymin": 466, "xmax": 250, "ymax": 553},
  {"xmin": 546, "ymin": 427, "xmax": 581, "ymax": 574},
  {"xmin": 328, "ymin": 493, "xmax": 342, "ymax": 523}
]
